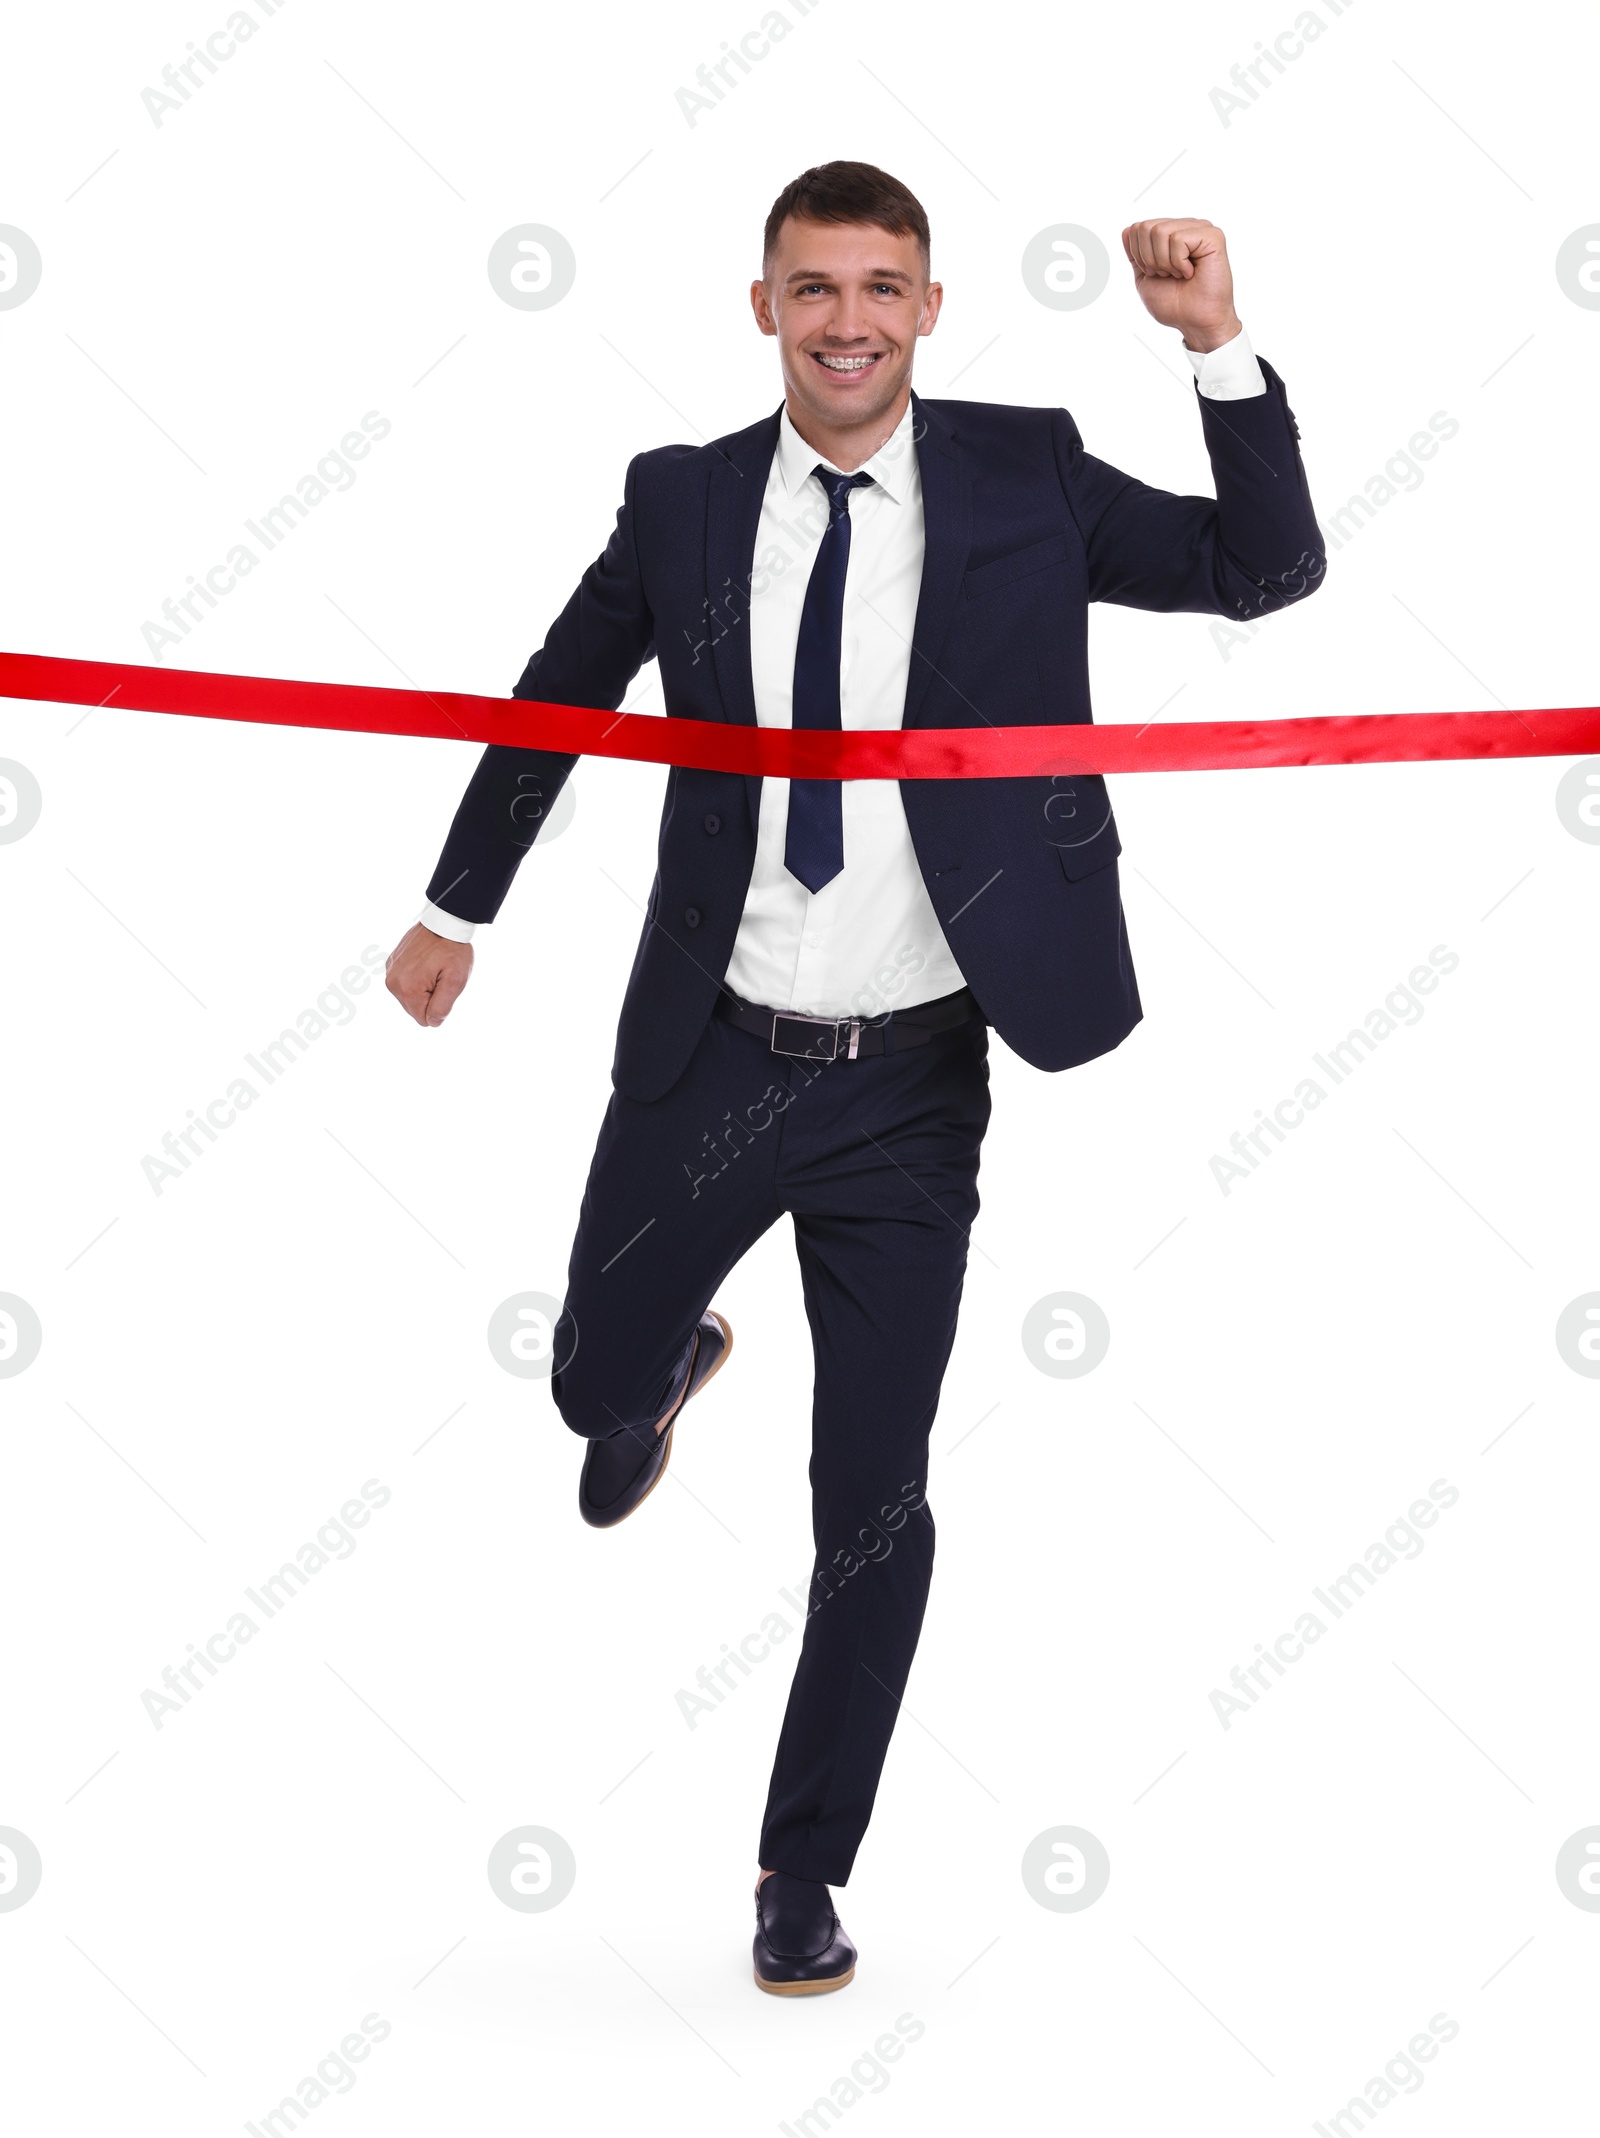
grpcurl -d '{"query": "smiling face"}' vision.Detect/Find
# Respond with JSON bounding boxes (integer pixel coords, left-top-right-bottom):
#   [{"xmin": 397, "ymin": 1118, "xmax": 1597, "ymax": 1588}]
[{"xmin": 751, "ymin": 217, "xmax": 942, "ymax": 466}]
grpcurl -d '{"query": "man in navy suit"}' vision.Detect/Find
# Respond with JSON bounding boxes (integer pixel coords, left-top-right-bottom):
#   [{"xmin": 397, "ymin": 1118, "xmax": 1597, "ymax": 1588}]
[{"xmin": 387, "ymin": 162, "xmax": 1324, "ymax": 1994}]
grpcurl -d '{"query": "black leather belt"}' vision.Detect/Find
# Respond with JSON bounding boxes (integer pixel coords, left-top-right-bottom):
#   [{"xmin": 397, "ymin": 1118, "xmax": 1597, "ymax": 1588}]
[{"xmin": 716, "ymin": 986, "xmax": 978, "ymax": 1061}]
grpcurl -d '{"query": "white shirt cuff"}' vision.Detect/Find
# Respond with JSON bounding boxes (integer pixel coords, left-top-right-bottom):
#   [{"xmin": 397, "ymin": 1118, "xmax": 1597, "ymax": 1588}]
[
  {"xmin": 1184, "ymin": 324, "xmax": 1267, "ymax": 401},
  {"xmin": 420, "ymin": 899, "xmax": 478, "ymax": 943}
]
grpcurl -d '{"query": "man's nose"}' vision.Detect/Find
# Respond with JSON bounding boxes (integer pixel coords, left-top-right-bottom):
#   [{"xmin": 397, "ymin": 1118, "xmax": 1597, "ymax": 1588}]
[{"xmin": 823, "ymin": 303, "xmax": 871, "ymax": 344}]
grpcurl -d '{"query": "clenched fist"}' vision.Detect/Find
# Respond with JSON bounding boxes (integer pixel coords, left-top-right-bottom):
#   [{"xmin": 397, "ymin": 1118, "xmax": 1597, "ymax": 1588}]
[
  {"xmin": 386, "ymin": 923, "xmax": 473, "ymax": 1027},
  {"xmin": 1120, "ymin": 219, "xmax": 1242, "ymax": 354}
]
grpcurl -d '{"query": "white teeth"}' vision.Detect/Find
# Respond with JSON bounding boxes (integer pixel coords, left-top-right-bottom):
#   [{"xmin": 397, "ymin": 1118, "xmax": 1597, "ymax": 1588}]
[{"xmin": 816, "ymin": 354, "xmax": 878, "ymax": 370}]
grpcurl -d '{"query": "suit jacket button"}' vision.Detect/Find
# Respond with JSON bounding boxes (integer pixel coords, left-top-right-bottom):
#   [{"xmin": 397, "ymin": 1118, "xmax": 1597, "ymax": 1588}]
[
  {"xmin": 684, "ymin": 906, "xmax": 702, "ymax": 928},
  {"xmin": 703, "ymin": 813, "xmax": 721, "ymax": 835}
]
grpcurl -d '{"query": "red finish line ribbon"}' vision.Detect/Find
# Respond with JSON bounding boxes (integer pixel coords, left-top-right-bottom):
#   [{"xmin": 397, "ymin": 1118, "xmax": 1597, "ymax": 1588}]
[{"xmin": 3, "ymin": 650, "xmax": 1598, "ymax": 778}]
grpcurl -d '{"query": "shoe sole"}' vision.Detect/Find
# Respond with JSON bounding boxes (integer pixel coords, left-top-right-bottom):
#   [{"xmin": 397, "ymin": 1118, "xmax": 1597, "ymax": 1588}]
[
  {"xmin": 606, "ymin": 1312, "xmax": 734, "ymax": 1528},
  {"xmin": 753, "ymin": 1964, "xmax": 856, "ymax": 1996}
]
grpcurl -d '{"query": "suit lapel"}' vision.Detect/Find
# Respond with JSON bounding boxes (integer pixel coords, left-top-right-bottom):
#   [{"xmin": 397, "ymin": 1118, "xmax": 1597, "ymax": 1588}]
[
  {"xmin": 901, "ymin": 392, "xmax": 972, "ymax": 730},
  {"xmin": 705, "ymin": 410, "xmax": 780, "ymax": 832}
]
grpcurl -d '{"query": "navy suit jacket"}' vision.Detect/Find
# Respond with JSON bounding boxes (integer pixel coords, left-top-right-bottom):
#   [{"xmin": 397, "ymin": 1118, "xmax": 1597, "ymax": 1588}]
[{"xmin": 427, "ymin": 367, "xmax": 1325, "ymax": 1102}]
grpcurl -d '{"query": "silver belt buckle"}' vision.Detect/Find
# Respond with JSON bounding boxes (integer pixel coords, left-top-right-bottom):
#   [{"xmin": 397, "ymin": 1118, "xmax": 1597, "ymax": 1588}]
[{"xmin": 770, "ymin": 1012, "xmax": 844, "ymax": 1061}]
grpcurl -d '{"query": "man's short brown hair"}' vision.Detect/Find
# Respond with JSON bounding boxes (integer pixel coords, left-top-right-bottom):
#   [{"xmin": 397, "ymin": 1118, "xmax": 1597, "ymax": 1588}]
[{"xmin": 762, "ymin": 161, "xmax": 931, "ymax": 273}]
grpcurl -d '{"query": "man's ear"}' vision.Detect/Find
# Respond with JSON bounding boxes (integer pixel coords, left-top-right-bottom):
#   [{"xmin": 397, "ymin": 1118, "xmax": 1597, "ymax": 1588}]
[
  {"xmin": 750, "ymin": 279, "xmax": 778, "ymax": 337},
  {"xmin": 916, "ymin": 281, "xmax": 944, "ymax": 336}
]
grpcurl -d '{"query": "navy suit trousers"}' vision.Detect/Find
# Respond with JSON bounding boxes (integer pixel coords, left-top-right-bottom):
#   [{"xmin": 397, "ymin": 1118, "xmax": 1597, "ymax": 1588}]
[{"xmin": 550, "ymin": 1009, "xmax": 991, "ymax": 1883}]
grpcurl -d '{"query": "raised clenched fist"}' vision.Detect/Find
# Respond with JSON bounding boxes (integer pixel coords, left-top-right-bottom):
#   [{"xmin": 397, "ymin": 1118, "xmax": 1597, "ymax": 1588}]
[{"xmin": 1120, "ymin": 218, "xmax": 1243, "ymax": 354}]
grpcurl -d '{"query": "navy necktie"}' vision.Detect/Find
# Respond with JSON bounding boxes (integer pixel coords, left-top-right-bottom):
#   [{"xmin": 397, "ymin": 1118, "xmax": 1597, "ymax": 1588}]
[{"xmin": 784, "ymin": 465, "xmax": 875, "ymax": 894}]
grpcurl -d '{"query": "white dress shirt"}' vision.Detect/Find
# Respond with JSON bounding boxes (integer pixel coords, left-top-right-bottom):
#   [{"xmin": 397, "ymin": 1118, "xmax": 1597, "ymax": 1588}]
[
  {"xmin": 722, "ymin": 395, "xmax": 962, "ymax": 1018},
  {"xmin": 421, "ymin": 326, "xmax": 1268, "ymax": 996}
]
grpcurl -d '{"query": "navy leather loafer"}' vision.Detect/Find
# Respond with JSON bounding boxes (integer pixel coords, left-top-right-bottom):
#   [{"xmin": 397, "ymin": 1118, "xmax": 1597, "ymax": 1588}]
[
  {"xmin": 752, "ymin": 1871, "xmax": 857, "ymax": 1996},
  {"xmin": 577, "ymin": 1312, "xmax": 732, "ymax": 1530}
]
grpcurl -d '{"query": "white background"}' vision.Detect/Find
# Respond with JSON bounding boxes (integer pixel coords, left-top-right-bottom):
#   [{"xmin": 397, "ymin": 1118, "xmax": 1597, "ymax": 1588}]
[{"xmin": 3, "ymin": 1, "xmax": 1598, "ymax": 2131}]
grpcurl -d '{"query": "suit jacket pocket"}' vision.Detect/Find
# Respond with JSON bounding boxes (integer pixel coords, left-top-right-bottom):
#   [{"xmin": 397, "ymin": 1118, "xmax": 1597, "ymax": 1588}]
[
  {"xmin": 963, "ymin": 534, "xmax": 1069, "ymax": 600},
  {"xmin": 1054, "ymin": 816, "xmax": 1122, "ymax": 881},
  {"xmin": 1045, "ymin": 770, "xmax": 1118, "ymax": 880}
]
